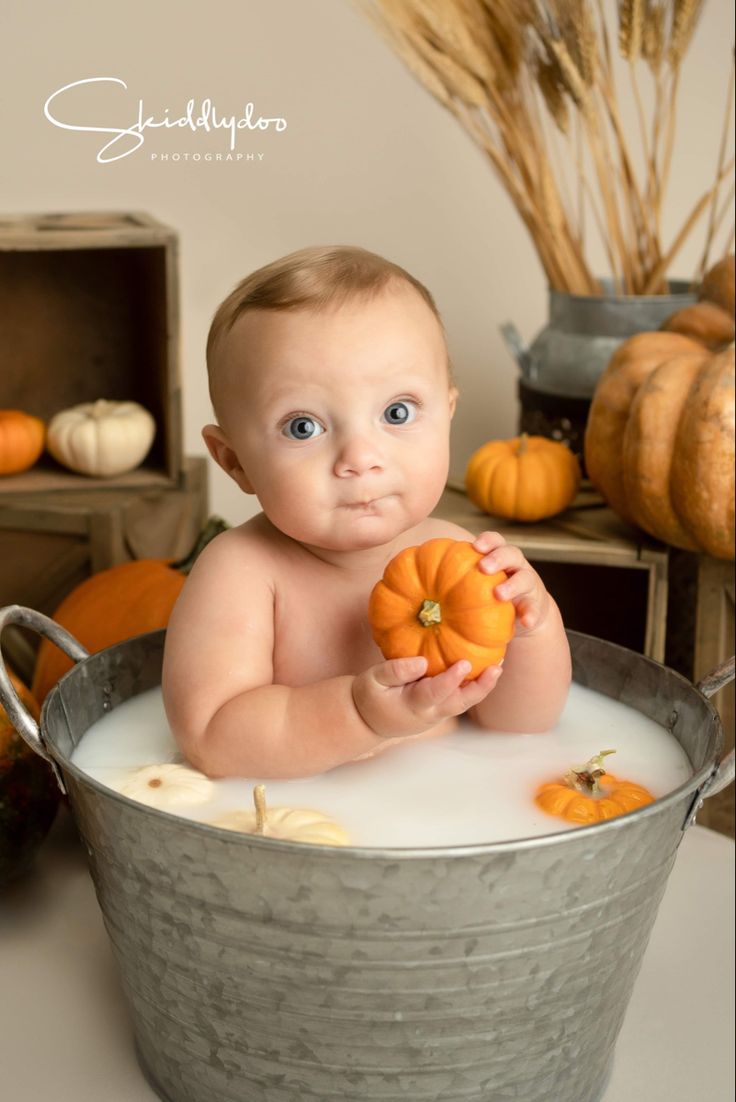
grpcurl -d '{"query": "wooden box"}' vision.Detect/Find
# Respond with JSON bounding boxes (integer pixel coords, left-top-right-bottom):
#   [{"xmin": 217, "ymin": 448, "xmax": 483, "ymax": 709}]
[
  {"xmin": 0, "ymin": 210, "xmax": 181, "ymax": 492},
  {"xmin": 666, "ymin": 552, "xmax": 734, "ymax": 836},
  {"xmin": 435, "ymin": 485, "xmax": 669, "ymax": 661},
  {"xmin": 0, "ymin": 457, "xmax": 208, "ymax": 682}
]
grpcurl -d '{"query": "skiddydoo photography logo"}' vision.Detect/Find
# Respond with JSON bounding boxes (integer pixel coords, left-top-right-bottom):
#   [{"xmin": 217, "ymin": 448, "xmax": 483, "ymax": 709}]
[{"xmin": 43, "ymin": 77, "xmax": 288, "ymax": 164}]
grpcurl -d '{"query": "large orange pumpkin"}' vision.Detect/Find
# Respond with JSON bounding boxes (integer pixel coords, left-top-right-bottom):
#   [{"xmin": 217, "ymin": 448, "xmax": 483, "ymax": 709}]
[
  {"xmin": 584, "ymin": 257, "xmax": 735, "ymax": 559},
  {"xmin": 32, "ymin": 517, "xmax": 228, "ymax": 703},
  {"xmin": 0, "ymin": 410, "xmax": 45, "ymax": 475},
  {"xmin": 368, "ymin": 538, "xmax": 515, "ymax": 680}
]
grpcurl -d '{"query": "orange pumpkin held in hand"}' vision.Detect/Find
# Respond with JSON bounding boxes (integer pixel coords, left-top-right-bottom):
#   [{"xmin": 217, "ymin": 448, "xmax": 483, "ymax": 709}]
[
  {"xmin": 535, "ymin": 749, "xmax": 654, "ymax": 825},
  {"xmin": 368, "ymin": 538, "xmax": 515, "ymax": 680}
]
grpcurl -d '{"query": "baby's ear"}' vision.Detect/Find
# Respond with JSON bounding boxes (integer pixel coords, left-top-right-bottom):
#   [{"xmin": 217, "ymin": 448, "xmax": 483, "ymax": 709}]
[
  {"xmin": 448, "ymin": 386, "xmax": 459, "ymax": 418},
  {"xmin": 201, "ymin": 424, "xmax": 256, "ymax": 494}
]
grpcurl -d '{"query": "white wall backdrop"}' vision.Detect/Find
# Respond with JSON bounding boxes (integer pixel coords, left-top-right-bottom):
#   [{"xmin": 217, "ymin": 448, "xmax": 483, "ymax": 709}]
[{"xmin": 2, "ymin": 0, "xmax": 733, "ymax": 523}]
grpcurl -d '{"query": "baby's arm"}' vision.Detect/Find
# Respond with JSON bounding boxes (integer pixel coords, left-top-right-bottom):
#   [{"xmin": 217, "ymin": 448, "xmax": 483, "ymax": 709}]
[
  {"xmin": 161, "ymin": 531, "xmax": 500, "ymax": 778},
  {"xmin": 464, "ymin": 531, "xmax": 572, "ymax": 733}
]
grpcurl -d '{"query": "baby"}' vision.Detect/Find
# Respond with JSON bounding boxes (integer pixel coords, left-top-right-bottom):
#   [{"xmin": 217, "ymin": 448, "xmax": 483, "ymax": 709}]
[{"xmin": 162, "ymin": 246, "xmax": 572, "ymax": 778}]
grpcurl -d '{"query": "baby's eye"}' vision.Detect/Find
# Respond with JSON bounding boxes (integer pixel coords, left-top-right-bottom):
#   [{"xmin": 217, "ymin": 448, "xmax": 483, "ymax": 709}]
[
  {"xmin": 282, "ymin": 416, "xmax": 325, "ymax": 441},
  {"xmin": 383, "ymin": 400, "xmax": 418, "ymax": 426}
]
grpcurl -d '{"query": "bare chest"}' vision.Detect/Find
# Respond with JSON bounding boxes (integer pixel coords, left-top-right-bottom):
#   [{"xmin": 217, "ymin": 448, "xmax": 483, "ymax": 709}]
[{"xmin": 271, "ymin": 572, "xmax": 382, "ymax": 685}]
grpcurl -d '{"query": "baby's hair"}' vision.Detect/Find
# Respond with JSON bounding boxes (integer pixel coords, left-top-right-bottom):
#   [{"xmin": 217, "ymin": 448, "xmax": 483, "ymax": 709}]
[{"xmin": 206, "ymin": 245, "xmax": 453, "ymax": 416}]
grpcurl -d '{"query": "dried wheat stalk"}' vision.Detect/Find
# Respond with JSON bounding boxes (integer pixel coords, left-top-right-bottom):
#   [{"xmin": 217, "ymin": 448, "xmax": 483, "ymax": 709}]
[{"xmin": 360, "ymin": 0, "xmax": 734, "ymax": 293}]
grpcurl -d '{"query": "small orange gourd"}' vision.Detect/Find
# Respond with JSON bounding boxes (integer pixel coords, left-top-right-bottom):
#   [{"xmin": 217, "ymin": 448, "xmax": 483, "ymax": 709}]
[
  {"xmin": 368, "ymin": 537, "xmax": 515, "ymax": 680},
  {"xmin": 0, "ymin": 410, "xmax": 45, "ymax": 475},
  {"xmin": 465, "ymin": 434, "xmax": 581, "ymax": 522},
  {"xmin": 535, "ymin": 749, "xmax": 654, "ymax": 825}
]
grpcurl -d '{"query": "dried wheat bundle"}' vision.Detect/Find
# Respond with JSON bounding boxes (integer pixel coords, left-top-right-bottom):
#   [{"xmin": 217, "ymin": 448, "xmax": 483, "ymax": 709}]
[{"xmin": 360, "ymin": 0, "xmax": 734, "ymax": 294}]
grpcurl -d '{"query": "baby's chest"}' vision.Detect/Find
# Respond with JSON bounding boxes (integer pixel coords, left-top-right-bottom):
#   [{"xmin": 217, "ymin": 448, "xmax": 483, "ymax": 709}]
[{"xmin": 271, "ymin": 583, "xmax": 381, "ymax": 685}]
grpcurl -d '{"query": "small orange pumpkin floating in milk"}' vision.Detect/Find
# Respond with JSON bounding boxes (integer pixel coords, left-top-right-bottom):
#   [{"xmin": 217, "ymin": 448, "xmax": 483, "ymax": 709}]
[
  {"xmin": 208, "ymin": 784, "xmax": 351, "ymax": 846},
  {"xmin": 535, "ymin": 749, "xmax": 655, "ymax": 825}
]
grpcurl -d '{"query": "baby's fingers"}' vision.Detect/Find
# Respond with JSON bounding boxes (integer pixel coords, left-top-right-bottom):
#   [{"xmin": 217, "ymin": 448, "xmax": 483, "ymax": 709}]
[
  {"xmin": 416, "ymin": 659, "xmax": 473, "ymax": 706},
  {"xmin": 411, "ymin": 660, "xmax": 501, "ymax": 713},
  {"xmin": 495, "ymin": 566, "xmax": 537, "ymax": 603},
  {"xmin": 373, "ymin": 655, "xmax": 429, "ymax": 687},
  {"xmin": 456, "ymin": 664, "xmax": 503, "ymax": 708}
]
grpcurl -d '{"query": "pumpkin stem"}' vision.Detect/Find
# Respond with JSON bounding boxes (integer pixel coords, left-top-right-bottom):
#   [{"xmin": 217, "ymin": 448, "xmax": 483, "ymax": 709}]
[
  {"xmin": 417, "ymin": 599, "xmax": 442, "ymax": 626},
  {"xmin": 170, "ymin": 516, "xmax": 230, "ymax": 576},
  {"xmin": 517, "ymin": 432, "xmax": 529, "ymax": 456},
  {"xmin": 253, "ymin": 784, "xmax": 267, "ymax": 834},
  {"xmin": 565, "ymin": 749, "xmax": 616, "ymax": 795}
]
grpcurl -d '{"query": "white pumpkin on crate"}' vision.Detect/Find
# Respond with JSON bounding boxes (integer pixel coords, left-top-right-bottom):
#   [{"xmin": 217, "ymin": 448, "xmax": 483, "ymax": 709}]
[{"xmin": 47, "ymin": 399, "xmax": 156, "ymax": 477}]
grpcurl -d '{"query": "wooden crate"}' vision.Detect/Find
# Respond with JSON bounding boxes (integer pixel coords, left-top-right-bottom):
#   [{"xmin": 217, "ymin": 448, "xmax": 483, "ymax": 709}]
[
  {"xmin": 435, "ymin": 484, "xmax": 669, "ymax": 661},
  {"xmin": 668, "ymin": 554, "xmax": 734, "ymax": 836},
  {"xmin": 0, "ymin": 210, "xmax": 181, "ymax": 492},
  {"xmin": 0, "ymin": 457, "xmax": 208, "ymax": 682}
]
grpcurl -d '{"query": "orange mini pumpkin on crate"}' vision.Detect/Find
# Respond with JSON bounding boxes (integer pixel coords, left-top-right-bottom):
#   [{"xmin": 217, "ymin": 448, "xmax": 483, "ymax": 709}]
[
  {"xmin": 465, "ymin": 433, "xmax": 581, "ymax": 522},
  {"xmin": 368, "ymin": 537, "xmax": 515, "ymax": 680},
  {"xmin": 0, "ymin": 410, "xmax": 45, "ymax": 476},
  {"xmin": 535, "ymin": 749, "xmax": 654, "ymax": 825}
]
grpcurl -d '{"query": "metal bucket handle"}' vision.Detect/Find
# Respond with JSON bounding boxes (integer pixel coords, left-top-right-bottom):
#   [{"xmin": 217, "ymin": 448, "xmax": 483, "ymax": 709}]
[
  {"xmin": 683, "ymin": 656, "xmax": 736, "ymax": 829},
  {"xmin": 0, "ymin": 605, "xmax": 89, "ymax": 786}
]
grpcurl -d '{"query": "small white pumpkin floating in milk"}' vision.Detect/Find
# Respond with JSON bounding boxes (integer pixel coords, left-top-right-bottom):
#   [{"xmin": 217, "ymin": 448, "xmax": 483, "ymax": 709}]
[
  {"xmin": 118, "ymin": 762, "xmax": 214, "ymax": 808},
  {"xmin": 209, "ymin": 784, "xmax": 351, "ymax": 846}
]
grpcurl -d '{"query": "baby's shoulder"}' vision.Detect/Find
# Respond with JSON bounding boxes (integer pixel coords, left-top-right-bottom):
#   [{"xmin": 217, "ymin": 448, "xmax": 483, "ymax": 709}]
[
  {"xmin": 187, "ymin": 512, "xmax": 278, "ymax": 582},
  {"xmin": 413, "ymin": 514, "xmax": 474, "ymax": 543}
]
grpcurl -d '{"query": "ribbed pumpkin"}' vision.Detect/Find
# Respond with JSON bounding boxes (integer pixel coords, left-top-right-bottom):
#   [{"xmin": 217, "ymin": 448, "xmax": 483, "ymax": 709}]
[
  {"xmin": 46, "ymin": 399, "xmax": 156, "ymax": 477},
  {"xmin": 31, "ymin": 517, "xmax": 228, "ymax": 704},
  {"xmin": 585, "ymin": 257, "xmax": 735, "ymax": 559},
  {"xmin": 666, "ymin": 255, "xmax": 735, "ymax": 336},
  {"xmin": 368, "ymin": 538, "xmax": 515, "ymax": 680},
  {"xmin": 465, "ymin": 434, "xmax": 581, "ymax": 522},
  {"xmin": 0, "ymin": 410, "xmax": 45, "ymax": 476},
  {"xmin": 1, "ymin": 667, "xmax": 60, "ymax": 885},
  {"xmin": 535, "ymin": 750, "xmax": 654, "ymax": 825},
  {"xmin": 209, "ymin": 785, "xmax": 351, "ymax": 846}
]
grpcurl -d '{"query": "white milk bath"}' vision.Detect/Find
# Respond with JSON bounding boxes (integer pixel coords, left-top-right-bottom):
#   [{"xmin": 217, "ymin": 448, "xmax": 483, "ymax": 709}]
[{"xmin": 70, "ymin": 683, "xmax": 692, "ymax": 847}]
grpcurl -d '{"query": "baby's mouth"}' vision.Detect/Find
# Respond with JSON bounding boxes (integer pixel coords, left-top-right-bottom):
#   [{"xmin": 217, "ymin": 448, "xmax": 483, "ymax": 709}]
[{"xmin": 342, "ymin": 495, "xmax": 388, "ymax": 510}]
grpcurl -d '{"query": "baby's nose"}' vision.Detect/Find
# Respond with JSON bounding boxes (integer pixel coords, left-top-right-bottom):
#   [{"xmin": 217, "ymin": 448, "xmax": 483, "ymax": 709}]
[{"xmin": 333, "ymin": 432, "xmax": 385, "ymax": 477}]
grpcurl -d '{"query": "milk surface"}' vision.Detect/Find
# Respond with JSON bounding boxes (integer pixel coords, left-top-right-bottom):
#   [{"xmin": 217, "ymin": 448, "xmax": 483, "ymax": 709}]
[{"xmin": 70, "ymin": 684, "xmax": 692, "ymax": 847}]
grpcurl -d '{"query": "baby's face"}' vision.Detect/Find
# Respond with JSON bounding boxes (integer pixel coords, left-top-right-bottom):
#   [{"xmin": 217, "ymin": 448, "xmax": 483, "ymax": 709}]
[{"xmin": 205, "ymin": 283, "xmax": 457, "ymax": 553}]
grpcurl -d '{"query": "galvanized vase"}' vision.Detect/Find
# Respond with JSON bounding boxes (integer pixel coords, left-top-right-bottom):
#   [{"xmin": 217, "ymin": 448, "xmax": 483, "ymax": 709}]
[{"xmin": 502, "ymin": 280, "xmax": 698, "ymax": 467}]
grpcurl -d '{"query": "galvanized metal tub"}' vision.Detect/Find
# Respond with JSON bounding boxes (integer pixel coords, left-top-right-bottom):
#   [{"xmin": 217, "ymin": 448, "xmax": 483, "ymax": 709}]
[{"xmin": 0, "ymin": 605, "xmax": 732, "ymax": 1102}]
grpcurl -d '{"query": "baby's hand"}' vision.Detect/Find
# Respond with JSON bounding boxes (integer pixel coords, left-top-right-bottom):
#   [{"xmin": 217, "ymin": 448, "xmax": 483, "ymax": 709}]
[
  {"xmin": 472, "ymin": 531, "xmax": 550, "ymax": 635},
  {"xmin": 352, "ymin": 656, "xmax": 502, "ymax": 740}
]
